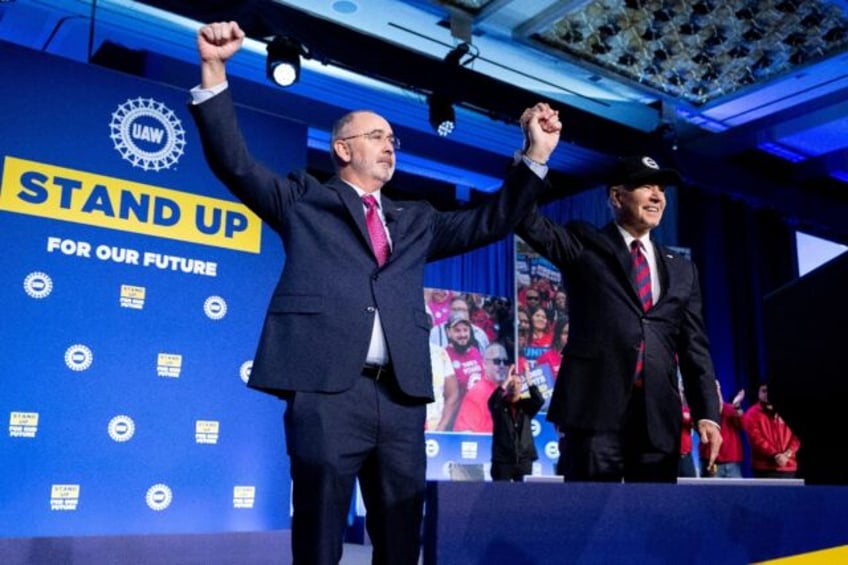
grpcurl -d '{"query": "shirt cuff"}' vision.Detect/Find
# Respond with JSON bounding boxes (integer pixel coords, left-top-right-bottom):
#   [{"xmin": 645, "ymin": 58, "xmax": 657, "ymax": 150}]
[
  {"xmin": 697, "ymin": 418, "xmax": 721, "ymax": 431},
  {"xmin": 513, "ymin": 150, "xmax": 548, "ymax": 179},
  {"xmin": 190, "ymin": 81, "xmax": 229, "ymax": 105}
]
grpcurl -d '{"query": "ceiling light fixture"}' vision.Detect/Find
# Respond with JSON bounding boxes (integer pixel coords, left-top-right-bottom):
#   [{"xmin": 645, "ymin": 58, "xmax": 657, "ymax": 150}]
[
  {"xmin": 426, "ymin": 42, "xmax": 478, "ymax": 137},
  {"xmin": 266, "ymin": 35, "xmax": 307, "ymax": 87},
  {"xmin": 428, "ymin": 93, "xmax": 455, "ymax": 137}
]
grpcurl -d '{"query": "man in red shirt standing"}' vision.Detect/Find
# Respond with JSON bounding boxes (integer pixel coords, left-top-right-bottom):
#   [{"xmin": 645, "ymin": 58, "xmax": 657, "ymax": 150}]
[{"xmin": 743, "ymin": 383, "xmax": 801, "ymax": 478}]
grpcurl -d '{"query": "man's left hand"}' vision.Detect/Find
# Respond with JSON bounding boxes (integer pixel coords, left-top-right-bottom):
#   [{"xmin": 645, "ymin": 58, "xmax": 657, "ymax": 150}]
[{"xmin": 697, "ymin": 420, "xmax": 723, "ymax": 468}]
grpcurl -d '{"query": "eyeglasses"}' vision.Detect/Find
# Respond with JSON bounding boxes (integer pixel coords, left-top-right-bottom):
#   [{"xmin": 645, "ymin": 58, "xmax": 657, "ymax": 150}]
[
  {"xmin": 337, "ymin": 129, "xmax": 400, "ymax": 150},
  {"xmin": 486, "ymin": 358, "xmax": 509, "ymax": 366},
  {"xmin": 526, "ymin": 295, "xmax": 540, "ymax": 301}
]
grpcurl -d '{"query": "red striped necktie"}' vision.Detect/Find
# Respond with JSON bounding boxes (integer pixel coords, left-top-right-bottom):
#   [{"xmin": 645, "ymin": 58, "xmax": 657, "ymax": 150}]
[
  {"xmin": 631, "ymin": 240, "xmax": 653, "ymax": 312},
  {"xmin": 631, "ymin": 240, "xmax": 652, "ymax": 384},
  {"xmin": 362, "ymin": 195, "xmax": 390, "ymax": 266}
]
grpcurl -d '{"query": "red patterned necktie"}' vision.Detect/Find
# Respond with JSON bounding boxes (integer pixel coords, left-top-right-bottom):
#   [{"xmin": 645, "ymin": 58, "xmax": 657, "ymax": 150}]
[
  {"xmin": 631, "ymin": 240, "xmax": 653, "ymax": 312},
  {"xmin": 362, "ymin": 195, "xmax": 389, "ymax": 266},
  {"xmin": 631, "ymin": 240, "xmax": 652, "ymax": 383}
]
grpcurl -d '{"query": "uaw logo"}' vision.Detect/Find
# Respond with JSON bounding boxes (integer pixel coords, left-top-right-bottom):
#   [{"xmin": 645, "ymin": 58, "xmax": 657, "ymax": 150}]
[
  {"xmin": 110, "ymin": 97, "xmax": 186, "ymax": 172},
  {"xmin": 146, "ymin": 483, "xmax": 173, "ymax": 511},
  {"xmin": 119, "ymin": 284, "xmax": 146, "ymax": 310},
  {"xmin": 156, "ymin": 353, "xmax": 182, "ymax": 378},
  {"xmin": 460, "ymin": 441, "xmax": 479, "ymax": 460},
  {"xmin": 425, "ymin": 438, "xmax": 440, "ymax": 458},
  {"xmin": 204, "ymin": 295, "xmax": 227, "ymax": 320},
  {"xmin": 50, "ymin": 484, "xmax": 80, "ymax": 511},
  {"xmin": 239, "ymin": 360, "xmax": 253, "ymax": 384},
  {"xmin": 195, "ymin": 420, "xmax": 220, "ymax": 445},
  {"xmin": 544, "ymin": 440, "xmax": 560, "ymax": 461},
  {"xmin": 108, "ymin": 415, "xmax": 136, "ymax": 443},
  {"xmin": 23, "ymin": 271, "xmax": 53, "ymax": 299},
  {"xmin": 65, "ymin": 344, "xmax": 93, "ymax": 372},
  {"xmin": 9, "ymin": 411, "xmax": 39, "ymax": 438},
  {"xmin": 530, "ymin": 418, "xmax": 541, "ymax": 437},
  {"xmin": 233, "ymin": 485, "xmax": 256, "ymax": 509}
]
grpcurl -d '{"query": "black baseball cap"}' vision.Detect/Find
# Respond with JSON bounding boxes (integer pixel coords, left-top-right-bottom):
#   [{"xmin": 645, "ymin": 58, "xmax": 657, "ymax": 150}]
[{"xmin": 607, "ymin": 155, "xmax": 682, "ymax": 188}]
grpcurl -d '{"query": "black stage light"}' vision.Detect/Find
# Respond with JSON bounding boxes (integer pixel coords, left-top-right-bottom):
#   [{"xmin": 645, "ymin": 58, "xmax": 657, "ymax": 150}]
[
  {"xmin": 266, "ymin": 35, "xmax": 304, "ymax": 87},
  {"xmin": 428, "ymin": 93, "xmax": 455, "ymax": 137}
]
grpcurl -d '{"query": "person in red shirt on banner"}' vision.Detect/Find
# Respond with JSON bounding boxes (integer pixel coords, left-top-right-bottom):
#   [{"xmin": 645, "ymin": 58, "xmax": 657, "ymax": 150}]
[
  {"xmin": 527, "ymin": 305, "xmax": 554, "ymax": 347},
  {"xmin": 454, "ymin": 343, "xmax": 512, "ymax": 433},
  {"xmin": 743, "ymin": 383, "xmax": 801, "ymax": 479},
  {"xmin": 700, "ymin": 381, "xmax": 746, "ymax": 478}
]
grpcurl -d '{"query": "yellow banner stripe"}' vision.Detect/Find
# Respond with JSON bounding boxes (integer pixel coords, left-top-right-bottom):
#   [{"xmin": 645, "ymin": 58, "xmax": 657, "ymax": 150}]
[
  {"xmin": 753, "ymin": 545, "xmax": 848, "ymax": 564},
  {"xmin": 0, "ymin": 156, "xmax": 261, "ymax": 253}
]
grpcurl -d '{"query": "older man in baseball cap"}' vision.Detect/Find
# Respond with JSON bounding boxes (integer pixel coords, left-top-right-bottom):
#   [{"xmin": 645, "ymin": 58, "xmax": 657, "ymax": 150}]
[{"xmin": 516, "ymin": 154, "xmax": 722, "ymax": 483}]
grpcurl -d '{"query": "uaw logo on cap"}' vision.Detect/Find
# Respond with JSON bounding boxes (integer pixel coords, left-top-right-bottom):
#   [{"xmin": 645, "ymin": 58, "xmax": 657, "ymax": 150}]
[
  {"xmin": 110, "ymin": 97, "xmax": 186, "ymax": 172},
  {"xmin": 642, "ymin": 156, "xmax": 660, "ymax": 169},
  {"xmin": 23, "ymin": 271, "xmax": 53, "ymax": 299}
]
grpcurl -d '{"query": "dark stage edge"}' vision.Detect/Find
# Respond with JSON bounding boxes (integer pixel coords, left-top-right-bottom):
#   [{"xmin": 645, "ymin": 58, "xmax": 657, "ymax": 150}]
[{"xmin": 0, "ymin": 531, "xmax": 374, "ymax": 565}]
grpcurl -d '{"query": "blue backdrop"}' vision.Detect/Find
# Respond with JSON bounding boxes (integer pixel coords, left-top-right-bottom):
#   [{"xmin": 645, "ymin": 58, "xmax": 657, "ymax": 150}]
[{"xmin": 0, "ymin": 42, "xmax": 300, "ymax": 536}]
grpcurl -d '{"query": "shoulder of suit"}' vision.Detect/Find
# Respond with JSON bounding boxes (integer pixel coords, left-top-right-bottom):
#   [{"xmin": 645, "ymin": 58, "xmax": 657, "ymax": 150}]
[{"xmin": 655, "ymin": 244, "xmax": 693, "ymax": 263}]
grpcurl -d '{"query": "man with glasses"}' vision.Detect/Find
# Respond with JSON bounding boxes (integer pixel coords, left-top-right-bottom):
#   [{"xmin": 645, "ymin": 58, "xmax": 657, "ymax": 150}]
[
  {"xmin": 190, "ymin": 21, "xmax": 561, "ymax": 565},
  {"xmin": 454, "ymin": 342, "xmax": 515, "ymax": 433}
]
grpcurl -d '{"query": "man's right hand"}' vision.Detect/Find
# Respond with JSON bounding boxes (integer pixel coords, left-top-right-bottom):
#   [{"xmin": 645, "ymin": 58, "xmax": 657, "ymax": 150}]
[{"xmin": 197, "ymin": 21, "xmax": 245, "ymax": 88}]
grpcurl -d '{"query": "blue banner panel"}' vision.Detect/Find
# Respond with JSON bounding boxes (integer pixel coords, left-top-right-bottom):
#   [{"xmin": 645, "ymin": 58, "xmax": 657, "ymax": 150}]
[{"xmin": 0, "ymin": 41, "xmax": 305, "ymax": 536}]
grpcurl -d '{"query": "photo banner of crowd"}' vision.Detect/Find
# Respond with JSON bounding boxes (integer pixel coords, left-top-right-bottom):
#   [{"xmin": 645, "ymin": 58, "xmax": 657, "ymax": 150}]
[{"xmin": 421, "ymin": 236, "xmax": 566, "ymax": 481}]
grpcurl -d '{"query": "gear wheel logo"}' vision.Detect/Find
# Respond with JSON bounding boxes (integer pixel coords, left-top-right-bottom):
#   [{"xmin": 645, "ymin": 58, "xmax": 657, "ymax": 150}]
[
  {"xmin": 23, "ymin": 271, "xmax": 53, "ymax": 299},
  {"xmin": 65, "ymin": 344, "xmax": 94, "ymax": 372},
  {"xmin": 109, "ymin": 97, "xmax": 186, "ymax": 171},
  {"xmin": 146, "ymin": 484, "xmax": 173, "ymax": 511},
  {"xmin": 108, "ymin": 415, "xmax": 136, "ymax": 443}
]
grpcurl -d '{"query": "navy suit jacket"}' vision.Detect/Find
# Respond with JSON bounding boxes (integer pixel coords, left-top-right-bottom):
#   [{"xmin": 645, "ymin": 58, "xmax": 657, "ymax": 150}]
[
  {"xmin": 517, "ymin": 213, "xmax": 719, "ymax": 453},
  {"xmin": 190, "ymin": 90, "xmax": 546, "ymax": 402}
]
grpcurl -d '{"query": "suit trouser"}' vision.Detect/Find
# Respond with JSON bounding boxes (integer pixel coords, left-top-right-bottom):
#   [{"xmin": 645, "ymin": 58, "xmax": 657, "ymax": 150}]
[
  {"xmin": 559, "ymin": 387, "xmax": 678, "ymax": 483},
  {"xmin": 284, "ymin": 371, "xmax": 426, "ymax": 565}
]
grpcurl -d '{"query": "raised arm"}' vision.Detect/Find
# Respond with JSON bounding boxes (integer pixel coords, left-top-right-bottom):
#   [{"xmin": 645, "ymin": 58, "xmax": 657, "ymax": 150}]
[
  {"xmin": 197, "ymin": 21, "xmax": 245, "ymax": 88},
  {"xmin": 428, "ymin": 103, "xmax": 561, "ymax": 260}
]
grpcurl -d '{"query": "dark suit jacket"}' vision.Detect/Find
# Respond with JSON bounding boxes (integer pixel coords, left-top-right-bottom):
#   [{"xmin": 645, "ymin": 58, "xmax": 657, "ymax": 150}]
[
  {"xmin": 489, "ymin": 385, "xmax": 545, "ymax": 464},
  {"xmin": 517, "ymin": 213, "xmax": 719, "ymax": 453},
  {"xmin": 190, "ymin": 90, "xmax": 546, "ymax": 402}
]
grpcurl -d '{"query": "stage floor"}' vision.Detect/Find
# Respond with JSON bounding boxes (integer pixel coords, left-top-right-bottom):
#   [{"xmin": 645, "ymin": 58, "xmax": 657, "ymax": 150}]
[{"xmin": 0, "ymin": 531, "xmax": 381, "ymax": 565}]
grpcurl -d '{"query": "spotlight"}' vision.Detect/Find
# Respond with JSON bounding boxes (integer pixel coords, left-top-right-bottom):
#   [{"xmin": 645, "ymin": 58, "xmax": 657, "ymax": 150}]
[
  {"xmin": 266, "ymin": 35, "xmax": 305, "ymax": 87},
  {"xmin": 428, "ymin": 93, "xmax": 455, "ymax": 137}
]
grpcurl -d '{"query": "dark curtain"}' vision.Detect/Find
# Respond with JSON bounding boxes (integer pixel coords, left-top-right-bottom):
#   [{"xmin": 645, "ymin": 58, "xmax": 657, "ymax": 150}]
[{"xmin": 679, "ymin": 187, "xmax": 796, "ymax": 400}]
